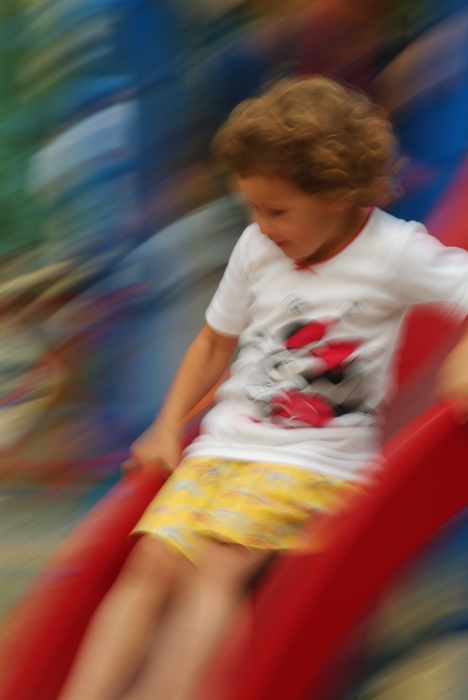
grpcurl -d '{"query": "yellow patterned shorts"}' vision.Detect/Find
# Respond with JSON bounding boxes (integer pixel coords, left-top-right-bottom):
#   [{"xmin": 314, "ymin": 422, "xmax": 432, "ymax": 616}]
[{"xmin": 133, "ymin": 457, "xmax": 361, "ymax": 563}]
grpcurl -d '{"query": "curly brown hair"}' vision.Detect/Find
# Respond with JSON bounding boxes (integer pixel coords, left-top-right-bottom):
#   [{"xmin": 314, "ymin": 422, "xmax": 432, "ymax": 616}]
[{"xmin": 212, "ymin": 76, "xmax": 401, "ymax": 205}]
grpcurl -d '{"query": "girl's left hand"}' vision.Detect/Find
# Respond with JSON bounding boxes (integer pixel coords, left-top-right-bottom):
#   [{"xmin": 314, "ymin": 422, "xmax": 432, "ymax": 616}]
[{"xmin": 435, "ymin": 331, "xmax": 468, "ymax": 421}]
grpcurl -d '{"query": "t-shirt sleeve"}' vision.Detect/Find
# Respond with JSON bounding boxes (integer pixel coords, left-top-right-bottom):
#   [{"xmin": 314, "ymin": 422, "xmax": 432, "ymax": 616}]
[
  {"xmin": 391, "ymin": 221, "xmax": 468, "ymax": 314},
  {"xmin": 205, "ymin": 226, "xmax": 252, "ymax": 337}
]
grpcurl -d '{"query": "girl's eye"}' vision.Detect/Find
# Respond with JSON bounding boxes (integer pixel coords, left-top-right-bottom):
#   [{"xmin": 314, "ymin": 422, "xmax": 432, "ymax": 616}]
[{"xmin": 270, "ymin": 210, "xmax": 286, "ymax": 217}]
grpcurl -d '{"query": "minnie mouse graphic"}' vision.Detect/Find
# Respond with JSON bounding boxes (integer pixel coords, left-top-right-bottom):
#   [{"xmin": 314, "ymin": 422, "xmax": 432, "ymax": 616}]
[{"xmin": 243, "ymin": 308, "xmax": 380, "ymax": 428}]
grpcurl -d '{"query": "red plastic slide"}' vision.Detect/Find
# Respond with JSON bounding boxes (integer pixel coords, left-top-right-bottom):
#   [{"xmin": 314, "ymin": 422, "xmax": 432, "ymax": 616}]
[{"xmin": 1, "ymin": 400, "xmax": 467, "ymax": 700}]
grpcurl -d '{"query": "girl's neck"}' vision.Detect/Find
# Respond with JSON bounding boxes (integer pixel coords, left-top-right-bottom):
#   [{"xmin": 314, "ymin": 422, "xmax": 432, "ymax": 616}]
[{"xmin": 298, "ymin": 206, "xmax": 372, "ymax": 265}]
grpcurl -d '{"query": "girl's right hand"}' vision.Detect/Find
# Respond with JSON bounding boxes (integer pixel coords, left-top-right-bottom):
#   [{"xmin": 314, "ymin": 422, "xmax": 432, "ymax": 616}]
[{"xmin": 121, "ymin": 424, "xmax": 181, "ymax": 475}]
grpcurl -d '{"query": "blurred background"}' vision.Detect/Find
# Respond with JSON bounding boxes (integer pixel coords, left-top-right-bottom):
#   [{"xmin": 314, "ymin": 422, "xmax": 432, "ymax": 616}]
[{"xmin": 1, "ymin": 0, "xmax": 468, "ymax": 696}]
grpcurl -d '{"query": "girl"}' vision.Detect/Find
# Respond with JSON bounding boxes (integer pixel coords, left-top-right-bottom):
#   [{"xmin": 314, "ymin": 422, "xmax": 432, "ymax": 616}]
[{"xmin": 59, "ymin": 76, "xmax": 468, "ymax": 700}]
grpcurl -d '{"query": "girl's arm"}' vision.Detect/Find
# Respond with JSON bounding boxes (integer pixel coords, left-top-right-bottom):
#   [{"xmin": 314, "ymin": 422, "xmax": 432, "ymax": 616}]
[
  {"xmin": 123, "ymin": 323, "xmax": 238, "ymax": 472},
  {"xmin": 436, "ymin": 325, "xmax": 468, "ymax": 418}
]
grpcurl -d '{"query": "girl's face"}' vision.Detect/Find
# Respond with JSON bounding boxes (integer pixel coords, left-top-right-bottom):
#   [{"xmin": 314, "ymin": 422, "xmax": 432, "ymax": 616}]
[{"xmin": 238, "ymin": 174, "xmax": 366, "ymax": 264}]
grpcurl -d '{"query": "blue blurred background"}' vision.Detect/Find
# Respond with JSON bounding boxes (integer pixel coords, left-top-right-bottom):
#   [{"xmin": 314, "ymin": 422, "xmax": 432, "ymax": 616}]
[{"xmin": 1, "ymin": 0, "xmax": 468, "ymax": 695}]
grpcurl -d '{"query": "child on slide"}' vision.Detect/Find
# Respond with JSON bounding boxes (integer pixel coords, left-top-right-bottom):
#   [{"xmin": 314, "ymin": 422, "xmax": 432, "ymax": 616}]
[{"xmin": 59, "ymin": 76, "xmax": 468, "ymax": 700}]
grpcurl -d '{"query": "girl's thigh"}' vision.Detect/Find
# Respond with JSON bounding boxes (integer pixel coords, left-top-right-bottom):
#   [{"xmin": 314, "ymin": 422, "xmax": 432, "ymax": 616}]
[{"xmin": 194, "ymin": 538, "xmax": 272, "ymax": 590}]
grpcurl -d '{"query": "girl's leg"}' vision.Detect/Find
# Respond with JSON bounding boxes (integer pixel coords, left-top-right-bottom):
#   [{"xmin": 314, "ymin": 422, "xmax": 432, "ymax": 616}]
[
  {"xmin": 58, "ymin": 536, "xmax": 180, "ymax": 700},
  {"xmin": 122, "ymin": 540, "xmax": 269, "ymax": 700}
]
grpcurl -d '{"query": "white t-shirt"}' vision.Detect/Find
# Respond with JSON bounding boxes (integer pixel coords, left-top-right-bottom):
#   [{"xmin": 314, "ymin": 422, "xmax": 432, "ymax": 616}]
[{"xmin": 183, "ymin": 208, "xmax": 468, "ymax": 482}]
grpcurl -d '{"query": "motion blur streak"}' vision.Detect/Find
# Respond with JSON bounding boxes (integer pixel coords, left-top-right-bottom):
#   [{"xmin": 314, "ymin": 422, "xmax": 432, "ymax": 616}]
[{"xmin": 1, "ymin": 3, "xmax": 468, "ymax": 700}]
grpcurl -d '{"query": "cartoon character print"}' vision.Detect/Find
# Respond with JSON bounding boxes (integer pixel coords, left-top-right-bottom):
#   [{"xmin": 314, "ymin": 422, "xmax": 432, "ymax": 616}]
[{"xmin": 243, "ymin": 313, "xmax": 380, "ymax": 429}]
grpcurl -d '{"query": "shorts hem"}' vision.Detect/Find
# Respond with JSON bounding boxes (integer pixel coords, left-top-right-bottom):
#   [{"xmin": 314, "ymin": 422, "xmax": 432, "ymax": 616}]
[{"xmin": 130, "ymin": 527, "xmax": 197, "ymax": 562}]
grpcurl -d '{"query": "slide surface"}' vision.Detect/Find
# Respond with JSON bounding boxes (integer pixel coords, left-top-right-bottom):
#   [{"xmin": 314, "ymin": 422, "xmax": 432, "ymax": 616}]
[{"xmin": 1, "ymin": 401, "xmax": 467, "ymax": 700}]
